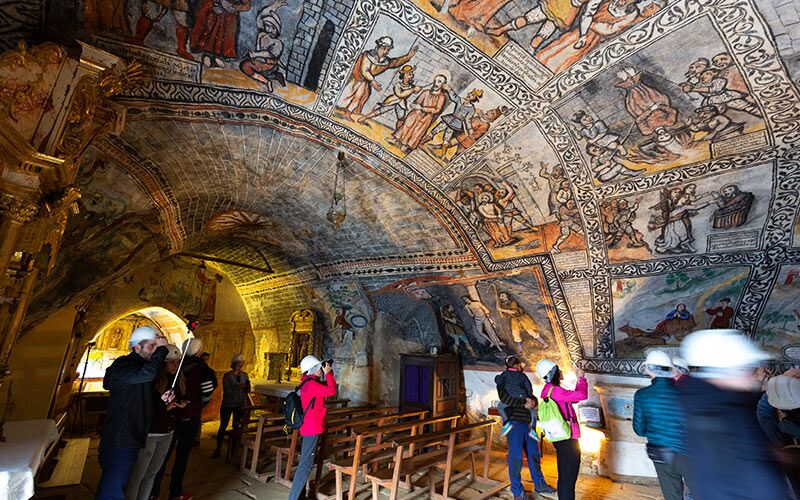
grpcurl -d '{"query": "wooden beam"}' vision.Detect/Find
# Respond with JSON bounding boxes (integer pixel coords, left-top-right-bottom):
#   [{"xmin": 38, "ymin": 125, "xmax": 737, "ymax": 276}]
[{"xmin": 176, "ymin": 252, "xmax": 273, "ymax": 273}]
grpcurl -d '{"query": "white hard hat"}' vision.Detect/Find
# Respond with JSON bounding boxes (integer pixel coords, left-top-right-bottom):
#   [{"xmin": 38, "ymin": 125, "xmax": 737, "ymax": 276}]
[
  {"xmin": 231, "ymin": 353, "xmax": 245, "ymax": 366},
  {"xmin": 680, "ymin": 329, "xmax": 769, "ymax": 376},
  {"xmin": 300, "ymin": 355, "xmax": 322, "ymax": 375},
  {"xmin": 536, "ymin": 359, "xmax": 558, "ymax": 381},
  {"xmin": 672, "ymin": 356, "xmax": 689, "ymax": 372},
  {"xmin": 165, "ymin": 344, "xmax": 182, "ymax": 361},
  {"xmin": 182, "ymin": 338, "xmax": 203, "ymax": 357},
  {"xmin": 766, "ymin": 375, "xmax": 800, "ymax": 410},
  {"xmin": 645, "ymin": 350, "xmax": 673, "ymax": 369},
  {"xmin": 128, "ymin": 326, "xmax": 159, "ymax": 348}
]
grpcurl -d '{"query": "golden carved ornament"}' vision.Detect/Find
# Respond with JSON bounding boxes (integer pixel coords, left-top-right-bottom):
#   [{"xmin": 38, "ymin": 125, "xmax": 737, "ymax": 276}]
[
  {"xmin": 41, "ymin": 186, "xmax": 81, "ymax": 273},
  {"xmin": 290, "ymin": 309, "xmax": 316, "ymax": 333},
  {"xmin": 0, "ymin": 42, "xmax": 65, "ymax": 122},
  {"xmin": 0, "ymin": 194, "xmax": 38, "ymax": 224}
]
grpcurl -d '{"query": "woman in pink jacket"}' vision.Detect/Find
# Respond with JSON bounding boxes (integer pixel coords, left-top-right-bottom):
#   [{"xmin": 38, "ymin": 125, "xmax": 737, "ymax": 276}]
[
  {"xmin": 536, "ymin": 359, "xmax": 588, "ymax": 500},
  {"xmin": 288, "ymin": 355, "xmax": 337, "ymax": 500}
]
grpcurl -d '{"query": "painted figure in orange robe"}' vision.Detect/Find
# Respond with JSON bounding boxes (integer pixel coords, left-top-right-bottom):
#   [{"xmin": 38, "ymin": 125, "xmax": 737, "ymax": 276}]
[
  {"xmin": 448, "ymin": 0, "xmax": 513, "ymax": 33},
  {"xmin": 486, "ymin": 0, "xmax": 602, "ymax": 51},
  {"xmin": 536, "ymin": 0, "xmax": 648, "ymax": 72},
  {"xmin": 390, "ymin": 74, "xmax": 450, "ymax": 154},
  {"xmin": 451, "ymin": 105, "xmax": 509, "ymax": 156},
  {"xmin": 614, "ymin": 66, "xmax": 678, "ymax": 137},
  {"xmin": 190, "ymin": 0, "xmax": 253, "ymax": 68},
  {"xmin": 338, "ymin": 37, "xmax": 417, "ymax": 120}
]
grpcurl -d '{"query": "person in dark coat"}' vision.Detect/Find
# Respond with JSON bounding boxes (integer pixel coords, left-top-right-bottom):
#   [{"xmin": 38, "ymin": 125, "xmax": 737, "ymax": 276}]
[
  {"xmin": 212, "ymin": 353, "xmax": 251, "ymax": 458},
  {"xmin": 96, "ymin": 326, "xmax": 170, "ymax": 500},
  {"xmin": 154, "ymin": 338, "xmax": 217, "ymax": 500},
  {"xmin": 496, "ymin": 356, "xmax": 555, "ymax": 499},
  {"xmin": 679, "ymin": 329, "xmax": 794, "ymax": 500},
  {"xmin": 633, "ymin": 350, "xmax": 695, "ymax": 500}
]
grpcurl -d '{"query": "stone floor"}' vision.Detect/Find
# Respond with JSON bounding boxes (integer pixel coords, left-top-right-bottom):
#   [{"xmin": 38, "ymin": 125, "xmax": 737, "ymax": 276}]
[{"xmin": 34, "ymin": 422, "xmax": 663, "ymax": 500}]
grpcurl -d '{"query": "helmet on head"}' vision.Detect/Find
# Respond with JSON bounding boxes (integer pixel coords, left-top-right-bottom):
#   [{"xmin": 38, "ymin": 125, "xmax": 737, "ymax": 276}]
[
  {"xmin": 681, "ymin": 329, "xmax": 769, "ymax": 377},
  {"xmin": 536, "ymin": 359, "xmax": 558, "ymax": 381},
  {"xmin": 165, "ymin": 344, "xmax": 182, "ymax": 361},
  {"xmin": 231, "ymin": 353, "xmax": 245, "ymax": 368},
  {"xmin": 300, "ymin": 355, "xmax": 323, "ymax": 375},
  {"xmin": 128, "ymin": 326, "xmax": 159, "ymax": 348},
  {"xmin": 766, "ymin": 375, "xmax": 800, "ymax": 410},
  {"xmin": 182, "ymin": 338, "xmax": 203, "ymax": 357},
  {"xmin": 644, "ymin": 350, "xmax": 673, "ymax": 377},
  {"xmin": 672, "ymin": 356, "xmax": 689, "ymax": 373}
]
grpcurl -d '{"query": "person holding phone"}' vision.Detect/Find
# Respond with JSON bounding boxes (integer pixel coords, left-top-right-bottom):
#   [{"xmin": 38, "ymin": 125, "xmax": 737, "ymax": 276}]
[
  {"xmin": 125, "ymin": 344, "xmax": 189, "ymax": 500},
  {"xmin": 535, "ymin": 359, "xmax": 588, "ymax": 500}
]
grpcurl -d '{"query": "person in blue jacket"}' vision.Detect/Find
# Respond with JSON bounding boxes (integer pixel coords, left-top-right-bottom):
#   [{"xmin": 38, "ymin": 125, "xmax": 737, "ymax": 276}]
[{"xmin": 633, "ymin": 350, "xmax": 695, "ymax": 500}]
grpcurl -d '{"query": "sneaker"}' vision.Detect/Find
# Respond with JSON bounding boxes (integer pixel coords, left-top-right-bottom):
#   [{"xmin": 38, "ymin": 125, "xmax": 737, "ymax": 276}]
[
  {"xmin": 170, "ymin": 495, "xmax": 193, "ymax": 500},
  {"xmin": 501, "ymin": 422, "xmax": 513, "ymax": 437},
  {"xmin": 534, "ymin": 483, "xmax": 557, "ymax": 494},
  {"xmin": 513, "ymin": 495, "xmax": 527, "ymax": 500}
]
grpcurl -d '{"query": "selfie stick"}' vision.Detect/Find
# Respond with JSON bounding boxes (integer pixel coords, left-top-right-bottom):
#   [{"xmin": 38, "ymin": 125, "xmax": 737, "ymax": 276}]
[{"xmin": 171, "ymin": 338, "xmax": 190, "ymax": 392}]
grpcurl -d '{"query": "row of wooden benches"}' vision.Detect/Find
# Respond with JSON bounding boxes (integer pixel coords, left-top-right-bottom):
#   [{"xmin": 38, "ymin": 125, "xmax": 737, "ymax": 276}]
[{"xmin": 231, "ymin": 404, "xmax": 509, "ymax": 500}]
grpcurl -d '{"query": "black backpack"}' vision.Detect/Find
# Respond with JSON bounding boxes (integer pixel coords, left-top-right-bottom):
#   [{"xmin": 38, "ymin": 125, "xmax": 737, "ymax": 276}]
[{"xmin": 283, "ymin": 379, "xmax": 316, "ymax": 433}]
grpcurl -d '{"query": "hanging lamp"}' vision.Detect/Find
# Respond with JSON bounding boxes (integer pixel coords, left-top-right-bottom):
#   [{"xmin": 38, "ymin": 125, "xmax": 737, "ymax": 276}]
[{"xmin": 326, "ymin": 151, "xmax": 348, "ymax": 230}]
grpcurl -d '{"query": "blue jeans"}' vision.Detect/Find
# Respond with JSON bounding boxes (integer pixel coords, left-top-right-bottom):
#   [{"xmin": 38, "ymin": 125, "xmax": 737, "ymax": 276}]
[
  {"xmin": 96, "ymin": 447, "xmax": 140, "ymax": 500},
  {"xmin": 507, "ymin": 421, "xmax": 547, "ymax": 496}
]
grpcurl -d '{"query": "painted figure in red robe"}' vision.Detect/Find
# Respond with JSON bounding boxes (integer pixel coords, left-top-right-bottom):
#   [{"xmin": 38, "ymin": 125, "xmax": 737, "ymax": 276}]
[
  {"xmin": 191, "ymin": 0, "xmax": 253, "ymax": 68},
  {"xmin": 390, "ymin": 74, "xmax": 450, "ymax": 154},
  {"xmin": 705, "ymin": 297, "xmax": 734, "ymax": 329}
]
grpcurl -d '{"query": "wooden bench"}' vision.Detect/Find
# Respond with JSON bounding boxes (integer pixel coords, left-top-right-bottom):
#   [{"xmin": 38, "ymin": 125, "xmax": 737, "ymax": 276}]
[
  {"xmin": 273, "ymin": 409, "xmax": 426, "ymax": 490},
  {"xmin": 36, "ymin": 413, "xmax": 91, "ymax": 491},
  {"xmin": 364, "ymin": 420, "xmax": 508, "ymax": 500},
  {"xmin": 327, "ymin": 414, "xmax": 462, "ymax": 500}
]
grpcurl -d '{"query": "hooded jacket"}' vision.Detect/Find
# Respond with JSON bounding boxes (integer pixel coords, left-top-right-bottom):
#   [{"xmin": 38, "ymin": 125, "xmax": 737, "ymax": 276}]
[
  {"xmin": 633, "ymin": 376, "xmax": 688, "ymax": 454},
  {"xmin": 100, "ymin": 346, "xmax": 168, "ymax": 449},
  {"xmin": 299, "ymin": 372, "xmax": 337, "ymax": 437},
  {"xmin": 678, "ymin": 376, "xmax": 791, "ymax": 500}
]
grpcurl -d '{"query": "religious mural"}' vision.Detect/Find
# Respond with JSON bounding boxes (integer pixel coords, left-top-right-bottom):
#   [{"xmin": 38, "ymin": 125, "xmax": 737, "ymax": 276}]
[
  {"xmin": 612, "ymin": 266, "xmax": 750, "ymax": 357},
  {"xmin": 414, "ymin": 0, "xmax": 664, "ymax": 80},
  {"xmin": 600, "ymin": 164, "xmax": 772, "ymax": 263},
  {"xmin": 556, "ymin": 18, "xmax": 767, "ymax": 184},
  {"xmin": 10, "ymin": 0, "xmax": 800, "ymax": 378},
  {"xmin": 304, "ymin": 282, "xmax": 372, "ymax": 366},
  {"xmin": 450, "ymin": 121, "xmax": 587, "ymax": 261},
  {"xmin": 755, "ymin": 266, "xmax": 800, "ymax": 360},
  {"xmin": 392, "ymin": 270, "xmax": 568, "ymax": 368},
  {"xmin": 333, "ymin": 14, "xmax": 513, "ymax": 169}
]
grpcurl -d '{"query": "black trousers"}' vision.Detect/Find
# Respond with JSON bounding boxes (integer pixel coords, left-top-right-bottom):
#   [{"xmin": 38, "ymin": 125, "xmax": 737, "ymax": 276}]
[
  {"xmin": 553, "ymin": 439, "xmax": 581, "ymax": 500},
  {"xmin": 215, "ymin": 406, "xmax": 244, "ymax": 451},
  {"xmin": 169, "ymin": 417, "xmax": 200, "ymax": 497},
  {"xmin": 653, "ymin": 452, "xmax": 696, "ymax": 500}
]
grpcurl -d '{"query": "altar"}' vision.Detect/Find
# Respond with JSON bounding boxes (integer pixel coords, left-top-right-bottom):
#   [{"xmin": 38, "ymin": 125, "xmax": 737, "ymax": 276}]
[{"xmin": 0, "ymin": 419, "xmax": 59, "ymax": 499}]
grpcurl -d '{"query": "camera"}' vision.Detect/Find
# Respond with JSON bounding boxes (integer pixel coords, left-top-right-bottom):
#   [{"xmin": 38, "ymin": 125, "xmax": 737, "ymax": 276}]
[{"xmin": 322, "ymin": 358, "xmax": 334, "ymax": 368}]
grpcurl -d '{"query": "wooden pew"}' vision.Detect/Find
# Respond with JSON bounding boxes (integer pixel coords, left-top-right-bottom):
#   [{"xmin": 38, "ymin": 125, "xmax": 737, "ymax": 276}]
[
  {"xmin": 273, "ymin": 409, "xmax": 426, "ymax": 490},
  {"xmin": 327, "ymin": 414, "xmax": 462, "ymax": 500},
  {"xmin": 364, "ymin": 420, "xmax": 508, "ymax": 500},
  {"xmin": 36, "ymin": 413, "xmax": 91, "ymax": 491},
  {"xmin": 222, "ymin": 404, "xmax": 274, "ymax": 461}
]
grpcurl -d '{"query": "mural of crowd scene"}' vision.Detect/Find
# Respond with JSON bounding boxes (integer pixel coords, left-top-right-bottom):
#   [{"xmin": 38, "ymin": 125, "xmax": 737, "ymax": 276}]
[
  {"xmin": 754, "ymin": 266, "xmax": 800, "ymax": 360},
  {"xmin": 600, "ymin": 164, "xmax": 772, "ymax": 263},
  {"xmin": 415, "ymin": 0, "xmax": 665, "ymax": 77},
  {"xmin": 612, "ymin": 266, "xmax": 750, "ymax": 357},
  {"xmin": 450, "ymin": 122, "xmax": 587, "ymax": 260},
  {"xmin": 557, "ymin": 18, "xmax": 767, "ymax": 184},
  {"xmin": 333, "ymin": 15, "xmax": 512, "ymax": 166},
  {"xmin": 404, "ymin": 271, "xmax": 565, "ymax": 368},
  {"xmin": 67, "ymin": 0, "xmax": 356, "ymax": 105},
  {"xmin": 757, "ymin": 0, "xmax": 800, "ymax": 88}
]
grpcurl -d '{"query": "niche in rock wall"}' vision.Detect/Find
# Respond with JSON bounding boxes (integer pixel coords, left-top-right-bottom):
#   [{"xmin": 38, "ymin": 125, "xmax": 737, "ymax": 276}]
[{"xmin": 303, "ymin": 20, "xmax": 335, "ymax": 91}]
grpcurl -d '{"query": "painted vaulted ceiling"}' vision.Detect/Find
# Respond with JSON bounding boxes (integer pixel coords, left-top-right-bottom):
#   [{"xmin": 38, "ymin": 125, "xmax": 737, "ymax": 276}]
[{"xmin": 5, "ymin": 0, "xmax": 800, "ymax": 372}]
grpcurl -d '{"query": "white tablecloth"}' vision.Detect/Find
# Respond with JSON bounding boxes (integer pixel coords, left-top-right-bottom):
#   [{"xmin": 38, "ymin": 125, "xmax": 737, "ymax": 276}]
[{"xmin": 0, "ymin": 419, "xmax": 58, "ymax": 500}]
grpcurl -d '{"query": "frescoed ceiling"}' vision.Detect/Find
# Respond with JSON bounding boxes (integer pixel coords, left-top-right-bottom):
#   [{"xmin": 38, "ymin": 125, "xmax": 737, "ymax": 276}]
[{"xmin": 6, "ymin": 0, "xmax": 800, "ymax": 373}]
